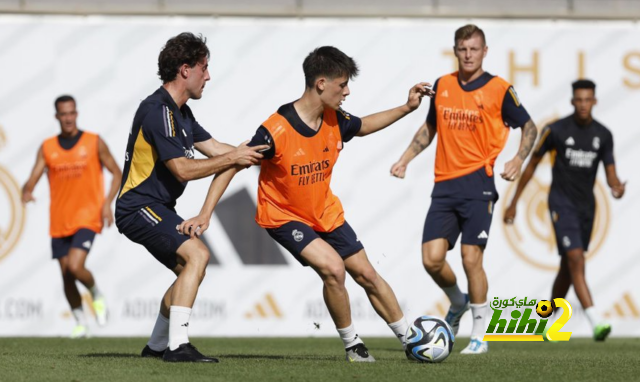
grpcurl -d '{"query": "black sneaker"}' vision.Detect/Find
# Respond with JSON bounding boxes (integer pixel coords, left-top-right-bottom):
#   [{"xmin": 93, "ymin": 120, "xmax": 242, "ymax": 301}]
[
  {"xmin": 163, "ymin": 343, "xmax": 219, "ymax": 363},
  {"xmin": 345, "ymin": 343, "xmax": 375, "ymax": 363},
  {"xmin": 141, "ymin": 345, "xmax": 166, "ymax": 359}
]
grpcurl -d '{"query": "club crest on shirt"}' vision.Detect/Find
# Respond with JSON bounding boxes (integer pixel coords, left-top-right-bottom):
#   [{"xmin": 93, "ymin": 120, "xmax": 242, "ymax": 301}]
[{"xmin": 292, "ymin": 229, "xmax": 304, "ymax": 242}]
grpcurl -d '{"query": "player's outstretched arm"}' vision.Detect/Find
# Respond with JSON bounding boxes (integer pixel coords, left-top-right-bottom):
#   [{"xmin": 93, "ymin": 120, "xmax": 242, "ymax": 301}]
[
  {"xmin": 390, "ymin": 121, "xmax": 436, "ymax": 179},
  {"xmin": 98, "ymin": 137, "xmax": 122, "ymax": 227},
  {"xmin": 504, "ymin": 153, "xmax": 544, "ymax": 224},
  {"xmin": 165, "ymin": 142, "xmax": 269, "ymax": 182},
  {"xmin": 194, "ymin": 137, "xmax": 235, "ymax": 158},
  {"xmin": 357, "ymin": 82, "xmax": 434, "ymax": 137},
  {"xmin": 21, "ymin": 145, "xmax": 46, "ymax": 204},
  {"xmin": 177, "ymin": 165, "xmax": 241, "ymax": 238},
  {"xmin": 501, "ymin": 119, "xmax": 538, "ymax": 181},
  {"xmin": 605, "ymin": 164, "xmax": 626, "ymax": 199}
]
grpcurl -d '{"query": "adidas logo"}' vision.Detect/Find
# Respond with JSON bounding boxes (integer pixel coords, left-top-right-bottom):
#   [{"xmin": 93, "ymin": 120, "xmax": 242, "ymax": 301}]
[
  {"xmin": 477, "ymin": 231, "xmax": 488, "ymax": 239},
  {"xmin": 245, "ymin": 293, "xmax": 284, "ymax": 319},
  {"xmin": 82, "ymin": 240, "xmax": 92, "ymax": 249},
  {"xmin": 604, "ymin": 292, "xmax": 640, "ymax": 319},
  {"xmin": 181, "ymin": 322, "xmax": 189, "ymax": 327},
  {"xmin": 294, "ymin": 148, "xmax": 305, "ymax": 157},
  {"xmin": 565, "ymin": 136, "xmax": 575, "ymax": 146},
  {"xmin": 475, "ymin": 315, "xmax": 482, "ymax": 320},
  {"xmin": 441, "ymin": 90, "xmax": 449, "ymax": 98},
  {"xmin": 323, "ymin": 146, "xmax": 329, "ymax": 153}
]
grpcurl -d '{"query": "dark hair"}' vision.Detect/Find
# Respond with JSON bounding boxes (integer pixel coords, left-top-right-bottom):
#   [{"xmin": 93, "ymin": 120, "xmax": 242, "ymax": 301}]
[
  {"xmin": 302, "ymin": 46, "xmax": 359, "ymax": 89},
  {"xmin": 454, "ymin": 24, "xmax": 486, "ymax": 46},
  {"xmin": 54, "ymin": 95, "xmax": 75, "ymax": 112},
  {"xmin": 572, "ymin": 79, "xmax": 596, "ymax": 94},
  {"xmin": 158, "ymin": 32, "xmax": 210, "ymax": 83}
]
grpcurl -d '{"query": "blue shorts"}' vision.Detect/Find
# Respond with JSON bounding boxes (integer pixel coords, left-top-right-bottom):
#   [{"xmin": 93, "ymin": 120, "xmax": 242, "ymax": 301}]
[
  {"xmin": 117, "ymin": 204, "xmax": 188, "ymax": 269},
  {"xmin": 422, "ymin": 197, "xmax": 495, "ymax": 250},
  {"xmin": 549, "ymin": 203, "xmax": 594, "ymax": 255},
  {"xmin": 266, "ymin": 221, "xmax": 364, "ymax": 266},
  {"xmin": 51, "ymin": 228, "xmax": 97, "ymax": 259}
]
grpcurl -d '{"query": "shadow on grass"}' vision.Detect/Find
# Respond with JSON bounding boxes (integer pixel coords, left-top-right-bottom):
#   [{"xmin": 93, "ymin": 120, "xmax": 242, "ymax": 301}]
[
  {"xmin": 219, "ymin": 354, "xmax": 338, "ymax": 361},
  {"xmin": 79, "ymin": 353, "xmax": 339, "ymax": 361},
  {"xmin": 80, "ymin": 353, "xmax": 139, "ymax": 358}
]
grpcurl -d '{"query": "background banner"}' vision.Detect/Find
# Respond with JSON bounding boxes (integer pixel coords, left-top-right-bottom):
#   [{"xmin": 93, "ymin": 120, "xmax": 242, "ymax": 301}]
[{"xmin": 0, "ymin": 16, "xmax": 638, "ymax": 337}]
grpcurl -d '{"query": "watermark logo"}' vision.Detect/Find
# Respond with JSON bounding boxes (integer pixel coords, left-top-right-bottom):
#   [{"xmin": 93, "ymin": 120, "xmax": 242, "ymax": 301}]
[{"xmin": 483, "ymin": 297, "xmax": 573, "ymax": 342}]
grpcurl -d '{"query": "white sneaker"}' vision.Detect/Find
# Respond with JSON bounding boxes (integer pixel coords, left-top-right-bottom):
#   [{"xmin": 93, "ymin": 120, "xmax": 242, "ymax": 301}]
[
  {"xmin": 445, "ymin": 293, "xmax": 470, "ymax": 336},
  {"xmin": 70, "ymin": 325, "xmax": 88, "ymax": 339},
  {"xmin": 460, "ymin": 337, "xmax": 488, "ymax": 354}
]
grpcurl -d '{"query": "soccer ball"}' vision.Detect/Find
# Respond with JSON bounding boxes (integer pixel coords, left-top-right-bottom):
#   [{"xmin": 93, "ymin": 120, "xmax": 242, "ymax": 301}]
[
  {"xmin": 536, "ymin": 300, "xmax": 553, "ymax": 318},
  {"xmin": 405, "ymin": 316, "xmax": 454, "ymax": 363}
]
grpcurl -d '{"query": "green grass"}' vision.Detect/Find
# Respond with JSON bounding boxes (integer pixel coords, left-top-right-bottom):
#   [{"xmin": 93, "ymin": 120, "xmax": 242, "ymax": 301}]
[{"xmin": 0, "ymin": 337, "xmax": 638, "ymax": 382}]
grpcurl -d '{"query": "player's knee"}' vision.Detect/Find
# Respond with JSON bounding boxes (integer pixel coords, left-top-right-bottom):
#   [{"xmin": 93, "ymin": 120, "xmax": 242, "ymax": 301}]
[
  {"xmin": 67, "ymin": 262, "xmax": 85, "ymax": 278},
  {"xmin": 321, "ymin": 263, "xmax": 346, "ymax": 287},
  {"xmin": 461, "ymin": 254, "xmax": 483, "ymax": 272},
  {"xmin": 353, "ymin": 267, "xmax": 379, "ymax": 290},
  {"xmin": 422, "ymin": 255, "xmax": 445, "ymax": 273},
  {"xmin": 187, "ymin": 246, "xmax": 210, "ymax": 269}
]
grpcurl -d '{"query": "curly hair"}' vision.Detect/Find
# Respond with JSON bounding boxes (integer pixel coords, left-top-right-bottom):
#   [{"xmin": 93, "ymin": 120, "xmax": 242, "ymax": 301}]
[
  {"xmin": 302, "ymin": 46, "xmax": 359, "ymax": 89},
  {"xmin": 158, "ymin": 32, "xmax": 210, "ymax": 83}
]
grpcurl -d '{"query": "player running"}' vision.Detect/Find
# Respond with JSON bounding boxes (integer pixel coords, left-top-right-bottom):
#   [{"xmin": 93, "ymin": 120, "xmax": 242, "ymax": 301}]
[
  {"xmin": 22, "ymin": 95, "xmax": 122, "ymax": 338},
  {"xmin": 504, "ymin": 79, "xmax": 625, "ymax": 341}
]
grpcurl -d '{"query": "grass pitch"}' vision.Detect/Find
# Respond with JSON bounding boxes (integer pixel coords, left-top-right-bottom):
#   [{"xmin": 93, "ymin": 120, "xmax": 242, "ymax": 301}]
[{"xmin": 1, "ymin": 337, "xmax": 638, "ymax": 382}]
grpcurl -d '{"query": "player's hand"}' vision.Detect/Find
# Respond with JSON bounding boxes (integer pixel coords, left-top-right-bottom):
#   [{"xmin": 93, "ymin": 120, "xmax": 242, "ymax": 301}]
[
  {"xmin": 230, "ymin": 141, "xmax": 269, "ymax": 167},
  {"xmin": 177, "ymin": 214, "xmax": 211, "ymax": 239},
  {"xmin": 102, "ymin": 204, "xmax": 114, "ymax": 227},
  {"xmin": 501, "ymin": 157, "xmax": 523, "ymax": 181},
  {"xmin": 611, "ymin": 181, "xmax": 626, "ymax": 199},
  {"xmin": 503, "ymin": 204, "xmax": 517, "ymax": 224},
  {"xmin": 21, "ymin": 188, "xmax": 35, "ymax": 204},
  {"xmin": 406, "ymin": 82, "xmax": 434, "ymax": 111},
  {"xmin": 390, "ymin": 160, "xmax": 408, "ymax": 179}
]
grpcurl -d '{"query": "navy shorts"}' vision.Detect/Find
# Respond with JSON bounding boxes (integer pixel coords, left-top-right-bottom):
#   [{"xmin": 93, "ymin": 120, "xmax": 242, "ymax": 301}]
[
  {"xmin": 549, "ymin": 203, "xmax": 594, "ymax": 255},
  {"xmin": 51, "ymin": 228, "xmax": 97, "ymax": 259},
  {"xmin": 422, "ymin": 197, "xmax": 495, "ymax": 250},
  {"xmin": 266, "ymin": 221, "xmax": 364, "ymax": 266},
  {"xmin": 118, "ymin": 204, "xmax": 188, "ymax": 269}
]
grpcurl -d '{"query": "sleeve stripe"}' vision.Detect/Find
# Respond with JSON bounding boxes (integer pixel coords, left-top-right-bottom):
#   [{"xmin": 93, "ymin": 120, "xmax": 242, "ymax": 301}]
[
  {"xmin": 163, "ymin": 106, "xmax": 176, "ymax": 137},
  {"xmin": 508, "ymin": 87, "xmax": 521, "ymax": 107},
  {"xmin": 162, "ymin": 105, "xmax": 170, "ymax": 137}
]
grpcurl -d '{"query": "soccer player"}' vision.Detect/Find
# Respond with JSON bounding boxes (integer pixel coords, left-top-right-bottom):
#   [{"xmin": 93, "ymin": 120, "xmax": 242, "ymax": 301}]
[
  {"xmin": 390, "ymin": 24, "xmax": 538, "ymax": 354},
  {"xmin": 248, "ymin": 46, "xmax": 432, "ymax": 362},
  {"xmin": 115, "ymin": 32, "xmax": 267, "ymax": 363},
  {"xmin": 22, "ymin": 95, "xmax": 122, "ymax": 338},
  {"xmin": 504, "ymin": 79, "xmax": 625, "ymax": 341}
]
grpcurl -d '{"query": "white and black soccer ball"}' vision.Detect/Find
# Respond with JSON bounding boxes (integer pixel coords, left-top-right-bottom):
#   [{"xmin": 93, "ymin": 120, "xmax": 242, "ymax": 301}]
[{"xmin": 405, "ymin": 316, "xmax": 455, "ymax": 363}]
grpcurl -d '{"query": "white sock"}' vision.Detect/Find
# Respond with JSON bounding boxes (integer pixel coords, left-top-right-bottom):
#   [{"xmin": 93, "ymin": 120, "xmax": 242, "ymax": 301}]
[
  {"xmin": 584, "ymin": 306, "xmax": 602, "ymax": 328},
  {"xmin": 470, "ymin": 302, "xmax": 489, "ymax": 339},
  {"xmin": 169, "ymin": 306, "xmax": 192, "ymax": 351},
  {"xmin": 337, "ymin": 323, "xmax": 364, "ymax": 349},
  {"xmin": 72, "ymin": 307, "xmax": 87, "ymax": 326},
  {"xmin": 443, "ymin": 284, "xmax": 466, "ymax": 310},
  {"xmin": 388, "ymin": 316, "xmax": 409, "ymax": 346},
  {"xmin": 147, "ymin": 313, "xmax": 170, "ymax": 352},
  {"xmin": 89, "ymin": 285, "xmax": 103, "ymax": 300}
]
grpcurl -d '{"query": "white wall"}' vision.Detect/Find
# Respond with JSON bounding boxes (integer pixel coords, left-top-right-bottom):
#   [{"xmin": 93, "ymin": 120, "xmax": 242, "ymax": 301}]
[{"xmin": 0, "ymin": 16, "xmax": 638, "ymax": 337}]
